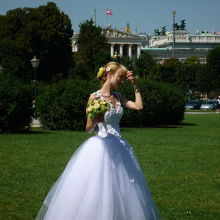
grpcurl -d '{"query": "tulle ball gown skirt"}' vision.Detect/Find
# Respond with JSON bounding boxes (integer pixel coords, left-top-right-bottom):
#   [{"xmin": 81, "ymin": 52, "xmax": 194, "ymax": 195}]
[{"xmin": 35, "ymin": 134, "xmax": 161, "ymax": 220}]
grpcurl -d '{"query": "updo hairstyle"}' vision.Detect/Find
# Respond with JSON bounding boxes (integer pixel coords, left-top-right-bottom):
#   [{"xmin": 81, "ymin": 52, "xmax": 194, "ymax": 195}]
[{"xmin": 98, "ymin": 62, "xmax": 128, "ymax": 85}]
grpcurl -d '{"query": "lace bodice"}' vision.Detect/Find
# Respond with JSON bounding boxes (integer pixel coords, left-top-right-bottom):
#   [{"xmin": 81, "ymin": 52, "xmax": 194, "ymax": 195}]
[{"xmin": 92, "ymin": 90, "xmax": 124, "ymax": 138}]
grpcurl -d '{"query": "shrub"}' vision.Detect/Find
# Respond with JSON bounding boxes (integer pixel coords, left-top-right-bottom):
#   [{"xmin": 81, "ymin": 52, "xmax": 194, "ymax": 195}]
[
  {"xmin": 36, "ymin": 78, "xmax": 185, "ymax": 130},
  {"xmin": 36, "ymin": 79, "xmax": 98, "ymax": 130},
  {"xmin": 0, "ymin": 73, "xmax": 34, "ymax": 133},
  {"xmin": 119, "ymin": 79, "xmax": 185, "ymax": 127}
]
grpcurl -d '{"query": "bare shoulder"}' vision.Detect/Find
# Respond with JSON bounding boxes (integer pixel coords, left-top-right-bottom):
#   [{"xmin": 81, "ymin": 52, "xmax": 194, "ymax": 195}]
[{"xmin": 87, "ymin": 93, "xmax": 96, "ymax": 103}]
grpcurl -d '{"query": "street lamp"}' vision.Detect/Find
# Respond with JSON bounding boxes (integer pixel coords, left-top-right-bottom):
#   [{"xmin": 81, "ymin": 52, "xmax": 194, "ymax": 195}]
[
  {"xmin": 0, "ymin": 64, "xmax": 4, "ymax": 73},
  {"xmin": 30, "ymin": 55, "xmax": 40, "ymax": 101},
  {"xmin": 172, "ymin": 11, "xmax": 176, "ymax": 58}
]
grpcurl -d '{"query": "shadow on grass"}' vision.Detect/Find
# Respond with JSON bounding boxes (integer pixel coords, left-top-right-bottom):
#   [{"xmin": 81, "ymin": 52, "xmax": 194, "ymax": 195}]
[
  {"xmin": 23, "ymin": 130, "xmax": 52, "ymax": 134},
  {"xmin": 121, "ymin": 122, "xmax": 196, "ymax": 131},
  {"xmin": 1, "ymin": 128, "xmax": 54, "ymax": 135},
  {"xmin": 3, "ymin": 122, "xmax": 196, "ymax": 135},
  {"xmin": 180, "ymin": 122, "xmax": 196, "ymax": 127}
]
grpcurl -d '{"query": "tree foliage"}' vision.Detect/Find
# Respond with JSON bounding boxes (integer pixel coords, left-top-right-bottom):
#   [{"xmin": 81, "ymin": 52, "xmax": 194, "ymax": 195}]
[
  {"xmin": 36, "ymin": 78, "xmax": 185, "ymax": 130},
  {"xmin": 152, "ymin": 58, "xmax": 180, "ymax": 84},
  {"xmin": 149, "ymin": 57, "xmax": 215, "ymax": 98},
  {"xmin": 134, "ymin": 52, "xmax": 156, "ymax": 78},
  {"xmin": 0, "ymin": 71, "xmax": 34, "ymax": 133},
  {"xmin": 36, "ymin": 79, "xmax": 98, "ymax": 130},
  {"xmin": 112, "ymin": 56, "xmax": 133, "ymax": 71},
  {"xmin": 206, "ymin": 46, "xmax": 220, "ymax": 89},
  {"xmin": 73, "ymin": 20, "xmax": 110, "ymax": 79},
  {"xmin": 0, "ymin": 2, "xmax": 73, "ymax": 82}
]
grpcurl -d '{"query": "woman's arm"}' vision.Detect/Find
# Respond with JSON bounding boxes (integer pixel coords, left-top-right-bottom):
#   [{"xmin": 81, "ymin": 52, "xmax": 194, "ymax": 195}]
[
  {"xmin": 121, "ymin": 71, "xmax": 143, "ymax": 110},
  {"xmin": 85, "ymin": 94, "xmax": 104, "ymax": 133}
]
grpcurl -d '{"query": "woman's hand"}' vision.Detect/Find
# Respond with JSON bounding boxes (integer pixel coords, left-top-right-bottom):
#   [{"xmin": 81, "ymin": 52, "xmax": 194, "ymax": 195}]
[
  {"xmin": 92, "ymin": 113, "xmax": 105, "ymax": 124},
  {"xmin": 86, "ymin": 113, "xmax": 105, "ymax": 133},
  {"xmin": 126, "ymin": 71, "xmax": 136, "ymax": 84}
]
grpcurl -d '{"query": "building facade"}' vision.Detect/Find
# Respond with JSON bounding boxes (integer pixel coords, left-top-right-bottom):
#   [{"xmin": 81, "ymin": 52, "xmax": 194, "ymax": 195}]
[
  {"xmin": 71, "ymin": 27, "xmax": 148, "ymax": 59},
  {"xmin": 72, "ymin": 28, "xmax": 220, "ymax": 63},
  {"xmin": 102, "ymin": 27, "xmax": 148, "ymax": 59},
  {"xmin": 146, "ymin": 30, "xmax": 220, "ymax": 63}
]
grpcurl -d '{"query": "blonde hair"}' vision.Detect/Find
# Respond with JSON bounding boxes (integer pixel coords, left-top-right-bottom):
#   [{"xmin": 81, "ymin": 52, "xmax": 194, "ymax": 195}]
[{"xmin": 98, "ymin": 62, "xmax": 128, "ymax": 84}]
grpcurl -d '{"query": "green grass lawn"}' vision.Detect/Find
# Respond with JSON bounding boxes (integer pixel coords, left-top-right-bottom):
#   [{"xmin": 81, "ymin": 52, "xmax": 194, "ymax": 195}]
[{"xmin": 0, "ymin": 114, "xmax": 220, "ymax": 220}]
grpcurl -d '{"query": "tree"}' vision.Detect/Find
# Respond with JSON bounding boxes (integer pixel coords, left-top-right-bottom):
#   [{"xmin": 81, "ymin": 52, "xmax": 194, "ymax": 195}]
[
  {"xmin": 0, "ymin": 39, "xmax": 30, "ymax": 79},
  {"xmin": 74, "ymin": 20, "xmax": 110, "ymax": 79},
  {"xmin": 206, "ymin": 46, "xmax": 220, "ymax": 90},
  {"xmin": 153, "ymin": 58, "xmax": 180, "ymax": 84},
  {"xmin": 184, "ymin": 56, "xmax": 200, "ymax": 64},
  {"xmin": 177, "ymin": 62, "xmax": 199, "ymax": 96},
  {"xmin": 111, "ymin": 56, "xmax": 133, "ymax": 72},
  {"xmin": 195, "ymin": 64, "xmax": 215, "ymax": 95},
  {"xmin": 0, "ymin": 71, "xmax": 34, "ymax": 133},
  {"xmin": 151, "ymin": 57, "xmax": 216, "ymax": 97},
  {"xmin": 134, "ymin": 52, "xmax": 156, "ymax": 78},
  {"xmin": 0, "ymin": 2, "xmax": 73, "ymax": 82}
]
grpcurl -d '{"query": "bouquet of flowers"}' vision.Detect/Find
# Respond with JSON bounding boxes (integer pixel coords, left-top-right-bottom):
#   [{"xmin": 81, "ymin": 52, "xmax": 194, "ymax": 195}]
[{"xmin": 86, "ymin": 98, "xmax": 110, "ymax": 119}]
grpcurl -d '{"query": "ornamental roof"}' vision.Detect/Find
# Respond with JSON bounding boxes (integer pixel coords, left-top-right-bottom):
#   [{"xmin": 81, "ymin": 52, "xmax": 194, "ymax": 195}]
[{"xmin": 102, "ymin": 27, "xmax": 148, "ymax": 40}]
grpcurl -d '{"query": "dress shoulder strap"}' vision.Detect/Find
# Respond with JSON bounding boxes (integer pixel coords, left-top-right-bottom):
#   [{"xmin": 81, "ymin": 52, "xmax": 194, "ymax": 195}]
[
  {"xmin": 113, "ymin": 92, "xmax": 122, "ymax": 104},
  {"xmin": 91, "ymin": 90, "xmax": 102, "ymax": 98},
  {"xmin": 92, "ymin": 90, "xmax": 122, "ymax": 102}
]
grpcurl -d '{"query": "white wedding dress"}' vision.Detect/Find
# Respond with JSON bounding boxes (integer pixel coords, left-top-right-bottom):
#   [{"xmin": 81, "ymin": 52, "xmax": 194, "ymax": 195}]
[{"xmin": 35, "ymin": 90, "xmax": 161, "ymax": 220}]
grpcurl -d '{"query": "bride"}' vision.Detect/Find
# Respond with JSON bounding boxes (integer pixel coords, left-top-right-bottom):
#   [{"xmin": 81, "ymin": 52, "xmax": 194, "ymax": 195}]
[{"xmin": 35, "ymin": 62, "xmax": 161, "ymax": 220}]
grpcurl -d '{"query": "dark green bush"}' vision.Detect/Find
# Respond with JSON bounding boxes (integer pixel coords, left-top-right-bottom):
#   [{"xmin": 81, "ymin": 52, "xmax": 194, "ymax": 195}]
[
  {"xmin": 36, "ymin": 78, "xmax": 185, "ymax": 130},
  {"xmin": 36, "ymin": 79, "xmax": 99, "ymax": 130},
  {"xmin": 0, "ymin": 73, "xmax": 34, "ymax": 133},
  {"xmin": 119, "ymin": 79, "xmax": 185, "ymax": 127}
]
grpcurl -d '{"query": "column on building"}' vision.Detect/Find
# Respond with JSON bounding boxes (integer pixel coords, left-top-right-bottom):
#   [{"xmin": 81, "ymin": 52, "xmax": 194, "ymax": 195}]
[
  {"xmin": 119, "ymin": 44, "xmax": 123, "ymax": 57},
  {"xmin": 137, "ymin": 44, "xmax": 141, "ymax": 58},
  {"xmin": 128, "ymin": 44, "xmax": 132, "ymax": 59},
  {"xmin": 110, "ymin": 44, "xmax": 114, "ymax": 57}
]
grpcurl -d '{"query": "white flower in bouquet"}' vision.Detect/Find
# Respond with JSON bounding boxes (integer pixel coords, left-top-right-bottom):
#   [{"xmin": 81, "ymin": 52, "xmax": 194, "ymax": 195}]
[
  {"xmin": 94, "ymin": 103, "xmax": 100, "ymax": 109},
  {"xmin": 86, "ymin": 98, "xmax": 110, "ymax": 119}
]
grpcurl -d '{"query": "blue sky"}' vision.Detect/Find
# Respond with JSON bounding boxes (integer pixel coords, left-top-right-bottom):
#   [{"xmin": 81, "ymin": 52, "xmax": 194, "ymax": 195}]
[{"xmin": 1, "ymin": 0, "xmax": 219, "ymax": 35}]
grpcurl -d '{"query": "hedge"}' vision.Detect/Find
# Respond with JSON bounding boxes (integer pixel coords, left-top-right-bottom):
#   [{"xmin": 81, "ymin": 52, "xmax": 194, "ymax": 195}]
[
  {"xmin": 119, "ymin": 79, "xmax": 185, "ymax": 127},
  {"xmin": 0, "ymin": 73, "xmax": 34, "ymax": 133},
  {"xmin": 36, "ymin": 79, "xmax": 98, "ymax": 130},
  {"xmin": 36, "ymin": 78, "xmax": 185, "ymax": 130}
]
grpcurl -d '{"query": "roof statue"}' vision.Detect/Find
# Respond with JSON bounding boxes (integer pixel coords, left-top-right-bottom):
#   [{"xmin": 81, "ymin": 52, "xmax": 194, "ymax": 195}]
[{"xmin": 125, "ymin": 23, "xmax": 131, "ymax": 33}]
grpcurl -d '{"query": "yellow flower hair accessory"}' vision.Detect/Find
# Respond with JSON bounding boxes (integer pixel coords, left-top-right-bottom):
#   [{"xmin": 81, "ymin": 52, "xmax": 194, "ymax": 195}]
[
  {"xmin": 96, "ymin": 66, "xmax": 111, "ymax": 78},
  {"xmin": 97, "ymin": 67, "xmax": 105, "ymax": 78}
]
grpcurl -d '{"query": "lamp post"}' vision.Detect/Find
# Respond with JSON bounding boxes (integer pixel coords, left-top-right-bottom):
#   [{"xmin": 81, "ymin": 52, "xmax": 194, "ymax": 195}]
[
  {"xmin": 30, "ymin": 56, "xmax": 40, "ymax": 101},
  {"xmin": 0, "ymin": 64, "xmax": 3, "ymax": 73},
  {"xmin": 172, "ymin": 11, "xmax": 176, "ymax": 58}
]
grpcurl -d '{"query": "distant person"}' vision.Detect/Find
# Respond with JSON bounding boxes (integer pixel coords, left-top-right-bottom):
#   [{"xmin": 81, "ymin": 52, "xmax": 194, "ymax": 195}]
[{"xmin": 216, "ymin": 96, "xmax": 220, "ymax": 113}]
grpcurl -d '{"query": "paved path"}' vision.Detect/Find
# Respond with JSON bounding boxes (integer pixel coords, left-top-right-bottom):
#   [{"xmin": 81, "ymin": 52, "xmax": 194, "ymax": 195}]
[{"xmin": 185, "ymin": 112, "xmax": 219, "ymax": 114}]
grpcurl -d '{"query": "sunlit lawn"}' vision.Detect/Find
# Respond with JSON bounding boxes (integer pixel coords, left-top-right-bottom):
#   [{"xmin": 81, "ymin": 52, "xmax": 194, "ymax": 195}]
[{"xmin": 0, "ymin": 114, "xmax": 220, "ymax": 220}]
